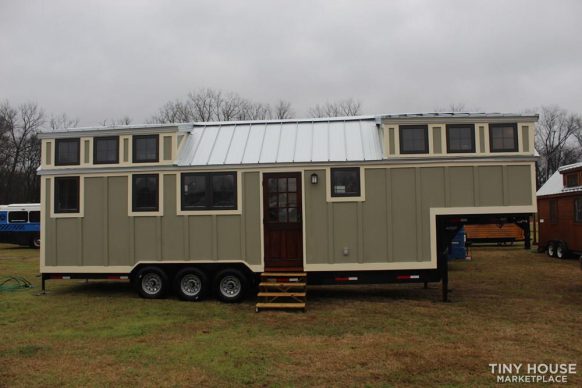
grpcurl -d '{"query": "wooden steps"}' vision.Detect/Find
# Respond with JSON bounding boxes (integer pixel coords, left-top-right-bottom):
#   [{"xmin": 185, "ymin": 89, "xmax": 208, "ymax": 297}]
[
  {"xmin": 256, "ymin": 302, "xmax": 306, "ymax": 310},
  {"xmin": 258, "ymin": 282, "xmax": 306, "ymax": 287},
  {"xmin": 256, "ymin": 272, "xmax": 307, "ymax": 312},
  {"xmin": 257, "ymin": 292, "xmax": 306, "ymax": 298}
]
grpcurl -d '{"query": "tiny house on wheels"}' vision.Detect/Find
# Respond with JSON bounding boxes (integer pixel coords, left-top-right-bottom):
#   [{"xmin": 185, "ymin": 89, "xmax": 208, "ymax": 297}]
[
  {"xmin": 37, "ymin": 113, "xmax": 538, "ymax": 310},
  {"xmin": 537, "ymin": 162, "xmax": 582, "ymax": 259}
]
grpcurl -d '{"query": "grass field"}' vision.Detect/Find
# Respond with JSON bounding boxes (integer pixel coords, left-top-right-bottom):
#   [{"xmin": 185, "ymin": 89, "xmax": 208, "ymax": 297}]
[{"xmin": 0, "ymin": 244, "xmax": 581, "ymax": 387}]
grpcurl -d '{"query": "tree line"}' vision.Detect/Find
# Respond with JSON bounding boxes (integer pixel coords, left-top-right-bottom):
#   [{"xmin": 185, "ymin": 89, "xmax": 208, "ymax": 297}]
[{"xmin": 0, "ymin": 89, "xmax": 580, "ymax": 204}]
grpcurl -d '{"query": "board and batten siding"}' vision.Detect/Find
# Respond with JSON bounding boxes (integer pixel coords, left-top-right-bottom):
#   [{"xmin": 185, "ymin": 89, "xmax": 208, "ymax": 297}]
[
  {"xmin": 43, "ymin": 163, "xmax": 534, "ymax": 271},
  {"xmin": 44, "ymin": 172, "xmax": 262, "ymax": 268},
  {"xmin": 303, "ymin": 164, "xmax": 533, "ymax": 265}
]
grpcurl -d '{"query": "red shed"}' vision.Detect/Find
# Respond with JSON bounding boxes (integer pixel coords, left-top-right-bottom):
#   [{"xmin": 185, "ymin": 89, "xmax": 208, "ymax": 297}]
[{"xmin": 537, "ymin": 162, "xmax": 582, "ymax": 259}]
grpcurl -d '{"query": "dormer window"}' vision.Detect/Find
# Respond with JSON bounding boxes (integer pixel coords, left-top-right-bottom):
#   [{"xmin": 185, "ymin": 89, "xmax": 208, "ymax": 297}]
[
  {"xmin": 133, "ymin": 134, "xmax": 159, "ymax": 163},
  {"xmin": 489, "ymin": 123, "xmax": 518, "ymax": 152},
  {"xmin": 55, "ymin": 138, "xmax": 80, "ymax": 166},
  {"xmin": 399, "ymin": 125, "xmax": 429, "ymax": 154},
  {"xmin": 566, "ymin": 173, "xmax": 579, "ymax": 188}
]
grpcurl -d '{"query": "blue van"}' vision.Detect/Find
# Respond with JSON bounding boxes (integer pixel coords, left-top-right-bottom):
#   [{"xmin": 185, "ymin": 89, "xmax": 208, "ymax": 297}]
[{"xmin": 0, "ymin": 204, "xmax": 41, "ymax": 248}]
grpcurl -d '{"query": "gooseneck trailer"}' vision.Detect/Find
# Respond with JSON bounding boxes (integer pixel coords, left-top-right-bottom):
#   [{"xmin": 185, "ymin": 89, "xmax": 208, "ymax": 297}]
[{"xmin": 37, "ymin": 113, "xmax": 538, "ymax": 308}]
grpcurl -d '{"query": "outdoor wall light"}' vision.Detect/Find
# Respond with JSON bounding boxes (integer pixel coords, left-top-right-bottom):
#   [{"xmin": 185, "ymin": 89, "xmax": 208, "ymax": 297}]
[{"xmin": 310, "ymin": 173, "xmax": 318, "ymax": 185}]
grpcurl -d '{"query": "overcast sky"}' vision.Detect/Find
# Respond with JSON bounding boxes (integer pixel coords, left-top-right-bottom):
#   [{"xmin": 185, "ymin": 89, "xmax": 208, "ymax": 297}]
[{"xmin": 1, "ymin": 0, "xmax": 581, "ymax": 125}]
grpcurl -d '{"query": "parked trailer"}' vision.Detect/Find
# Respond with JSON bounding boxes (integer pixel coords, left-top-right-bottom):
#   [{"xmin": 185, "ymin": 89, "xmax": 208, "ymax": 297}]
[
  {"xmin": 537, "ymin": 162, "xmax": 582, "ymax": 259},
  {"xmin": 0, "ymin": 203, "xmax": 41, "ymax": 248},
  {"xmin": 464, "ymin": 223, "xmax": 525, "ymax": 245},
  {"xmin": 37, "ymin": 113, "xmax": 538, "ymax": 308}
]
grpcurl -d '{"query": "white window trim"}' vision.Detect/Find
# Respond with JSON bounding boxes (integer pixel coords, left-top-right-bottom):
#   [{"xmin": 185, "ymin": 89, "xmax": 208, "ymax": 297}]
[
  {"xmin": 50, "ymin": 176, "xmax": 84, "ymax": 218},
  {"xmin": 176, "ymin": 171, "xmax": 242, "ymax": 216},
  {"xmin": 128, "ymin": 173, "xmax": 164, "ymax": 217},
  {"xmin": 326, "ymin": 166, "xmax": 366, "ymax": 202}
]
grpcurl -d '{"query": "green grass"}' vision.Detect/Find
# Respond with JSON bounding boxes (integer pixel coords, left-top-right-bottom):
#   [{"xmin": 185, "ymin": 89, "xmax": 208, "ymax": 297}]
[{"xmin": 0, "ymin": 243, "xmax": 581, "ymax": 387}]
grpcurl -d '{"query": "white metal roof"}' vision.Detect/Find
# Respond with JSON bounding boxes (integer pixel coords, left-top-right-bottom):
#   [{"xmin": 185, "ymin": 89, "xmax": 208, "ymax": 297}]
[
  {"xmin": 177, "ymin": 117, "xmax": 383, "ymax": 166},
  {"xmin": 0, "ymin": 203, "xmax": 40, "ymax": 211},
  {"xmin": 559, "ymin": 161, "xmax": 582, "ymax": 173},
  {"xmin": 537, "ymin": 162, "xmax": 582, "ymax": 197},
  {"xmin": 537, "ymin": 170, "xmax": 564, "ymax": 197}
]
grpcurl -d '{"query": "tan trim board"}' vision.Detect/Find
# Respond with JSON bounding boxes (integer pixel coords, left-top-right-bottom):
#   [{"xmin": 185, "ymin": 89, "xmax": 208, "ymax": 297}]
[
  {"xmin": 41, "ymin": 260, "xmax": 263, "ymax": 274},
  {"xmin": 40, "ymin": 177, "xmax": 47, "ymax": 268}
]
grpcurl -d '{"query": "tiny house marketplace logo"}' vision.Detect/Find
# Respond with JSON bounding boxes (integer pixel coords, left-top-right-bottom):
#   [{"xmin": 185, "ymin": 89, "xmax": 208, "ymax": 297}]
[{"xmin": 489, "ymin": 363, "xmax": 577, "ymax": 384}]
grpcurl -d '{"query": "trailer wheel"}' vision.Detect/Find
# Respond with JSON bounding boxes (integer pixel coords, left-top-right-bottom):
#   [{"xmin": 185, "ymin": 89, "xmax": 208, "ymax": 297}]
[
  {"xmin": 30, "ymin": 235, "xmax": 41, "ymax": 249},
  {"xmin": 547, "ymin": 242, "xmax": 556, "ymax": 258},
  {"xmin": 215, "ymin": 268, "xmax": 247, "ymax": 303},
  {"xmin": 136, "ymin": 266, "xmax": 168, "ymax": 299},
  {"xmin": 556, "ymin": 242, "xmax": 569, "ymax": 260},
  {"xmin": 174, "ymin": 267, "xmax": 207, "ymax": 301}
]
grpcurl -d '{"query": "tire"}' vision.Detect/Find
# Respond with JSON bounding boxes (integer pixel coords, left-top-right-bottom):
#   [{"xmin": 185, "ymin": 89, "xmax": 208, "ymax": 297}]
[
  {"xmin": 214, "ymin": 268, "xmax": 248, "ymax": 303},
  {"xmin": 30, "ymin": 235, "xmax": 41, "ymax": 249},
  {"xmin": 135, "ymin": 266, "xmax": 168, "ymax": 299},
  {"xmin": 556, "ymin": 242, "xmax": 569, "ymax": 260},
  {"xmin": 174, "ymin": 267, "xmax": 208, "ymax": 301},
  {"xmin": 547, "ymin": 242, "xmax": 556, "ymax": 258}
]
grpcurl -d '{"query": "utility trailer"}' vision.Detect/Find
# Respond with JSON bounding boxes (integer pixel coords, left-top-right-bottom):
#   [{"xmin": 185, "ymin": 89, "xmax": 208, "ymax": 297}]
[{"xmin": 37, "ymin": 112, "xmax": 538, "ymax": 309}]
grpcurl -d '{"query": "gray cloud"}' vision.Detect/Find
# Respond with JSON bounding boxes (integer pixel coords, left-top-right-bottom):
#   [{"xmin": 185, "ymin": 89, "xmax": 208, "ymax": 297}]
[{"xmin": 1, "ymin": 0, "xmax": 581, "ymax": 125}]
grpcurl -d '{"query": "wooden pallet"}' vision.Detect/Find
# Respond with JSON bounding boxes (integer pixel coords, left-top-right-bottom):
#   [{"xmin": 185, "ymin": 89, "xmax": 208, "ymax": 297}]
[{"xmin": 256, "ymin": 272, "xmax": 307, "ymax": 312}]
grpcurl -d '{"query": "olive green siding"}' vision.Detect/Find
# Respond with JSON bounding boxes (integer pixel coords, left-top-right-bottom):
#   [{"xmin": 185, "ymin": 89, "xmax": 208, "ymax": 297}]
[
  {"xmin": 163, "ymin": 136, "xmax": 172, "ymax": 161},
  {"xmin": 522, "ymin": 126, "xmax": 530, "ymax": 153},
  {"xmin": 433, "ymin": 127, "xmax": 442, "ymax": 154},
  {"xmin": 303, "ymin": 164, "xmax": 533, "ymax": 264},
  {"xmin": 478, "ymin": 126, "xmax": 486, "ymax": 153},
  {"xmin": 83, "ymin": 140, "xmax": 90, "ymax": 164},
  {"xmin": 44, "ymin": 172, "xmax": 262, "ymax": 267},
  {"xmin": 122, "ymin": 138, "xmax": 129, "ymax": 162},
  {"xmin": 45, "ymin": 142, "xmax": 52, "ymax": 165},
  {"xmin": 44, "ymin": 163, "xmax": 533, "ymax": 269}
]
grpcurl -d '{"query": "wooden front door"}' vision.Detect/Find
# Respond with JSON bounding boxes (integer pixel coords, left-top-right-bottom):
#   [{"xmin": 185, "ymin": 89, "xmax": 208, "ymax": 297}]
[{"xmin": 263, "ymin": 172, "xmax": 303, "ymax": 271}]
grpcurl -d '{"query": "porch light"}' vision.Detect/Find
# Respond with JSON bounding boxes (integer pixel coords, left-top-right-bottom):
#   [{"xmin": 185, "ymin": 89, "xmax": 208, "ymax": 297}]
[{"xmin": 310, "ymin": 173, "xmax": 318, "ymax": 185}]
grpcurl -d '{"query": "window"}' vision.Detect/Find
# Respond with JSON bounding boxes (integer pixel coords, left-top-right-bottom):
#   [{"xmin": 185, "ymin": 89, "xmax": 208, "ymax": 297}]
[
  {"xmin": 132, "ymin": 174, "xmax": 159, "ymax": 212},
  {"xmin": 566, "ymin": 173, "xmax": 579, "ymax": 188},
  {"xmin": 133, "ymin": 135, "xmax": 159, "ymax": 163},
  {"xmin": 331, "ymin": 167, "xmax": 361, "ymax": 197},
  {"xmin": 181, "ymin": 172, "xmax": 237, "ymax": 210},
  {"xmin": 94, "ymin": 136, "xmax": 119, "ymax": 164},
  {"xmin": 55, "ymin": 138, "xmax": 80, "ymax": 165},
  {"xmin": 575, "ymin": 198, "xmax": 582, "ymax": 223},
  {"xmin": 28, "ymin": 211, "xmax": 40, "ymax": 223},
  {"xmin": 266, "ymin": 175, "xmax": 300, "ymax": 223},
  {"xmin": 446, "ymin": 124, "xmax": 475, "ymax": 153},
  {"xmin": 54, "ymin": 177, "xmax": 80, "ymax": 213},
  {"xmin": 489, "ymin": 123, "xmax": 518, "ymax": 152},
  {"xmin": 8, "ymin": 211, "xmax": 28, "ymax": 223},
  {"xmin": 399, "ymin": 125, "xmax": 429, "ymax": 154},
  {"xmin": 549, "ymin": 199, "xmax": 558, "ymax": 224}
]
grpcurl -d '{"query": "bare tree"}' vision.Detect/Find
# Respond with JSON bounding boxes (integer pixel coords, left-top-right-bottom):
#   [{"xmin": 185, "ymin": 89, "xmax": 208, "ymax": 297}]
[
  {"xmin": 49, "ymin": 113, "xmax": 80, "ymax": 130},
  {"xmin": 273, "ymin": 100, "xmax": 294, "ymax": 119},
  {"xmin": 535, "ymin": 105, "xmax": 582, "ymax": 185},
  {"xmin": 99, "ymin": 116, "xmax": 133, "ymax": 126},
  {"xmin": 434, "ymin": 103, "xmax": 481, "ymax": 112},
  {"xmin": 149, "ymin": 100, "xmax": 195, "ymax": 124},
  {"xmin": 0, "ymin": 101, "xmax": 44, "ymax": 203},
  {"xmin": 308, "ymin": 98, "xmax": 362, "ymax": 118},
  {"xmin": 151, "ymin": 88, "xmax": 276, "ymax": 123}
]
